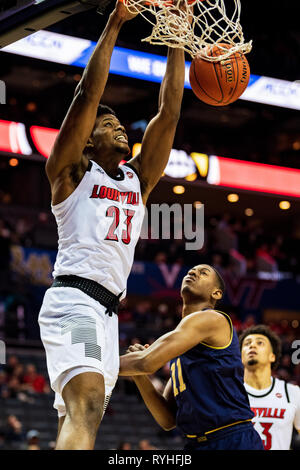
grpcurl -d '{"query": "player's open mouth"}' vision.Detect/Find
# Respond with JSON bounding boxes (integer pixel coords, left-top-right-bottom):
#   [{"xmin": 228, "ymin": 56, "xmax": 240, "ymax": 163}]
[{"xmin": 115, "ymin": 135, "xmax": 128, "ymax": 143}]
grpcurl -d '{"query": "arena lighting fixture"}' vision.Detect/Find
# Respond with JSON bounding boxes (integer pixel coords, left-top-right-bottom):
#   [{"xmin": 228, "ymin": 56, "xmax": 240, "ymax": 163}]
[
  {"xmin": 292, "ymin": 142, "xmax": 300, "ymax": 150},
  {"xmin": 227, "ymin": 193, "xmax": 239, "ymax": 203},
  {"xmin": 185, "ymin": 173, "xmax": 197, "ymax": 181},
  {"xmin": 245, "ymin": 208, "xmax": 254, "ymax": 216},
  {"xmin": 193, "ymin": 201, "xmax": 202, "ymax": 209},
  {"xmin": 173, "ymin": 185, "xmax": 185, "ymax": 195},
  {"xmin": 279, "ymin": 201, "xmax": 291, "ymax": 210},
  {"xmin": 9, "ymin": 157, "xmax": 19, "ymax": 167}
]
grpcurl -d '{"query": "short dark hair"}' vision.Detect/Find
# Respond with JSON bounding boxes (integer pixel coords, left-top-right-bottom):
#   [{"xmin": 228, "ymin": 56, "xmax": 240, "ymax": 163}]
[
  {"xmin": 238, "ymin": 324, "xmax": 282, "ymax": 369},
  {"xmin": 212, "ymin": 267, "xmax": 225, "ymax": 296},
  {"xmin": 96, "ymin": 104, "xmax": 116, "ymax": 118}
]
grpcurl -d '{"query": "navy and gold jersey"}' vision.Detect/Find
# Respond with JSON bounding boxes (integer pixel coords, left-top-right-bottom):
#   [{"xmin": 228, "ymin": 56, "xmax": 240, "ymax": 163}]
[{"xmin": 170, "ymin": 311, "xmax": 254, "ymax": 435}]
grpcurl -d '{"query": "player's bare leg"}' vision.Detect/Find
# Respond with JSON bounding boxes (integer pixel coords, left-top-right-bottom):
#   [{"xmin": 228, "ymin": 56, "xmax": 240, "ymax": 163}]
[
  {"xmin": 56, "ymin": 416, "xmax": 65, "ymax": 445},
  {"xmin": 55, "ymin": 372, "xmax": 105, "ymax": 450}
]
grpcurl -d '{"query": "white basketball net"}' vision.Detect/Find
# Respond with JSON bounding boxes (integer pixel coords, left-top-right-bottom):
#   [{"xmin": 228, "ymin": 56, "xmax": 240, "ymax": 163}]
[{"xmin": 121, "ymin": 0, "xmax": 252, "ymax": 61}]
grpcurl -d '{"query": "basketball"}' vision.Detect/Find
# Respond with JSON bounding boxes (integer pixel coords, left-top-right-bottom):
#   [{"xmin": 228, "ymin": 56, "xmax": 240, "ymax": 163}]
[{"xmin": 189, "ymin": 43, "xmax": 250, "ymax": 106}]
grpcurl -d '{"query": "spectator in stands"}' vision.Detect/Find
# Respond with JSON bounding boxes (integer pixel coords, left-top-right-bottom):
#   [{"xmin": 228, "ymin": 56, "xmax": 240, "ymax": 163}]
[
  {"xmin": 6, "ymin": 376, "xmax": 22, "ymax": 399},
  {"xmin": 255, "ymin": 242, "xmax": 278, "ymax": 273},
  {"xmin": 211, "ymin": 253, "xmax": 225, "ymax": 275},
  {"xmin": 118, "ymin": 298, "xmax": 134, "ymax": 326},
  {"xmin": 0, "ymin": 430, "xmax": 5, "ymax": 450},
  {"xmin": 138, "ymin": 439, "xmax": 157, "ymax": 450},
  {"xmin": 26, "ymin": 430, "xmax": 41, "ymax": 450},
  {"xmin": 0, "ymin": 370, "xmax": 9, "ymax": 399},
  {"xmin": 132, "ymin": 301, "xmax": 153, "ymax": 329},
  {"xmin": 2, "ymin": 415, "xmax": 26, "ymax": 449},
  {"xmin": 4, "ymin": 355, "xmax": 20, "ymax": 378},
  {"xmin": 154, "ymin": 251, "xmax": 168, "ymax": 265},
  {"xmin": 117, "ymin": 441, "xmax": 132, "ymax": 450},
  {"xmin": 48, "ymin": 440, "xmax": 56, "ymax": 450},
  {"xmin": 0, "ymin": 218, "xmax": 12, "ymax": 289},
  {"xmin": 21, "ymin": 363, "xmax": 50, "ymax": 394},
  {"xmin": 294, "ymin": 364, "xmax": 300, "ymax": 387},
  {"xmin": 242, "ymin": 314, "xmax": 256, "ymax": 330},
  {"xmin": 213, "ymin": 214, "xmax": 239, "ymax": 254},
  {"xmin": 156, "ymin": 303, "xmax": 176, "ymax": 331},
  {"xmin": 229, "ymin": 312, "xmax": 243, "ymax": 333}
]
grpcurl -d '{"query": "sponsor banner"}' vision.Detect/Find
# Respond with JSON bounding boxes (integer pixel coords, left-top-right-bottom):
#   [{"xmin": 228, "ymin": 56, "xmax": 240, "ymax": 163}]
[
  {"xmin": 1, "ymin": 117, "xmax": 300, "ymax": 197},
  {"xmin": 3, "ymin": 29, "xmax": 92, "ymax": 65},
  {"xmin": 240, "ymin": 75, "xmax": 300, "ymax": 110},
  {"xmin": 207, "ymin": 155, "xmax": 300, "ymax": 198},
  {"xmin": 10, "ymin": 245, "xmax": 56, "ymax": 286},
  {"xmin": 3, "ymin": 30, "xmax": 300, "ymax": 110},
  {"xmin": 9, "ymin": 246, "xmax": 300, "ymax": 315}
]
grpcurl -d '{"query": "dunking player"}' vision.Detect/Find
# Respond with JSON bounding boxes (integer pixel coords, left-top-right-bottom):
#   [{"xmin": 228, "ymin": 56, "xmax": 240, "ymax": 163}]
[
  {"xmin": 119, "ymin": 264, "xmax": 264, "ymax": 450},
  {"xmin": 38, "ymin": 0, "xmax": 185, "ymax": 449},
  {"xmin": 240, "ymin": 325, "xmax": 300, "ymax": 450}
]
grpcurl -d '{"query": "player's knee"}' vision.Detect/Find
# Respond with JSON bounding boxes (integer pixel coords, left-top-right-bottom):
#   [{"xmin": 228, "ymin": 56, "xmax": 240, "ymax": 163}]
[
  {"xmin": 84, "ymin": 389, "xmax": 103, "ymax": 421},
  {"xmin": 66, "ymin": 388, "xmax": 103, "ymax": 427}
]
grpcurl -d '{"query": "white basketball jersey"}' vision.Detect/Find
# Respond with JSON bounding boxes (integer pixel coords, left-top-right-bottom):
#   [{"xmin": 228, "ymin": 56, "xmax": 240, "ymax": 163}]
[
  {"xmin": 245, "ymin": 377, "xmax": 300, "ymax": 450},
  {"xmin": 52, "ymin": 160, "xmax": 145, "ymax": 299}
]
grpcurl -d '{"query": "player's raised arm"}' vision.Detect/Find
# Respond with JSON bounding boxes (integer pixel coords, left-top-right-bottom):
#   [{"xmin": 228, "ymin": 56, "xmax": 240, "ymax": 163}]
[
  {"xmin": 46, "ymin": 1, "xmax": 137, "ymax": 184},
  {"xmin": 127, "ymin": 45, "xmax": 185, "ymax": 203},
  {"xmin": 119, "ymin": 310, "xmax": 230, "ymax": 375}
]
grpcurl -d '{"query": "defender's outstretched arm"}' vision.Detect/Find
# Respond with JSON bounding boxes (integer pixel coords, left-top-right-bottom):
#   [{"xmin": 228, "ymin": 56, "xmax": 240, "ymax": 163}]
[{"xmin": 119, "ymin": 310, "xmax": 229, "ymax": 375}]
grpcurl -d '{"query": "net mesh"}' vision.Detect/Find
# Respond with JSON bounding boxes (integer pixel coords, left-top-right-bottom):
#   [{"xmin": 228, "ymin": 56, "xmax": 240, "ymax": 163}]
[{"xmin": 121, "ymin": 0, "xmax": 252, "ymax": 61}]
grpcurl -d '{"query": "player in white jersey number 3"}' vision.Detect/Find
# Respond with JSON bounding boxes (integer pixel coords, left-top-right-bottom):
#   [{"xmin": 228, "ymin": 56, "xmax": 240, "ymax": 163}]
[
  {"xmin": 38, "ymin": 0, "xmax": 185, "ymax": 450},
  {"xmin": 239, "ymin": 325, "xmax": 300, "ymax": 450}
]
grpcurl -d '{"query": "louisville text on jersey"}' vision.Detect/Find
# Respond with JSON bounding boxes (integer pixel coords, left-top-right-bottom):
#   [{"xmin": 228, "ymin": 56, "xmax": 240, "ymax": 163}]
[
  {"xmin": 90, "ymin": 185, "xmax": 140, "ymax": 206},
  {"xmin": 251, "ymin": 407, "xmax": 286, "ymax": 419}
]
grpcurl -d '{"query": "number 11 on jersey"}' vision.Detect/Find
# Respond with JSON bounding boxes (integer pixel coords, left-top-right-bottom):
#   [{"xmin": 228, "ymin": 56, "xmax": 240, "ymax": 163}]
[{"xmin": 171, "ymin": 358, "xmax": 186, "ymax": 397}]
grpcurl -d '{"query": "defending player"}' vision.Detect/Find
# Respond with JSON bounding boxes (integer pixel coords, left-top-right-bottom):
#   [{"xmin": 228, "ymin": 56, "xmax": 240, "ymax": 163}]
[
  {"xmin": 119, "ymin": 264, "xmax": 264, "ymax": 450},
  {"xmin": 38, "ymin": 0, "xmax": 186, "ymax": 449},
  {"xmin": 239, "ymin": 325, "xmax": 300, "ymax": 450}
]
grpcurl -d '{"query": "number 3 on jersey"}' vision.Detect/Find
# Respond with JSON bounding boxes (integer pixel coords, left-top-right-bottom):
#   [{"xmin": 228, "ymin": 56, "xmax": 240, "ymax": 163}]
[
  {"xmin": 259, "ymin": 422, "xmax": 273, "ymax": 450},
  {"xmin": 105, "ymin": 206, "xmax": 135, "ymax": 244},
  {"xmin": 171, "ymin": 358, "xmax": 186, "ymax": 397}
]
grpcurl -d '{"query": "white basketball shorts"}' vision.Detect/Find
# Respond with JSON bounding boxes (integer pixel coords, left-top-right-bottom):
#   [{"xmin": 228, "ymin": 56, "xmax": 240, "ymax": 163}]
[{"xmin": 38, "ymin": 286, "xmax": 119, "ymax": 417}]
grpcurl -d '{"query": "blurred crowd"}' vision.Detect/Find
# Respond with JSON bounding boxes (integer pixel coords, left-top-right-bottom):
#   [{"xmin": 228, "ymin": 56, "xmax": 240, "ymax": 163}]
[
  {"xmin": 0, "ymin": 355, "xmax": 50, "ymax": 402},
  {"xmin": 0, "ymin": 355, "xmax": 51, "ymax": 450},
  {"xmin": 0, "ymin": 415, "xmax": 50, "ymax": 451},
  {"xmin": 1, "ymin": 210, "xmax": 300, "ymax": 282},
  {"xmin": 135, "ymin": 212, "xmax": 300, "ymax": 277}
]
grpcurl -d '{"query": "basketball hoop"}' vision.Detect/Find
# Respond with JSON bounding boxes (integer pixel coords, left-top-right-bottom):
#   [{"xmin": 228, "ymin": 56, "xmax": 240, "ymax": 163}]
[{"xmin": 120, "ymin": 0, "xmax": 252, "ymax": 61}]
